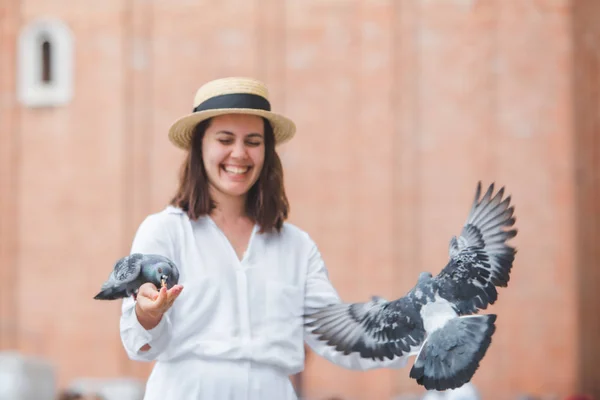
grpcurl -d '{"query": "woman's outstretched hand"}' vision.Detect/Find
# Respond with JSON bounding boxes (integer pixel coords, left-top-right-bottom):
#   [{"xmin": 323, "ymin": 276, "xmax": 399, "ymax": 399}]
[{"xmin": 135, "ymin": 282, "xmax": 184, "ymax": 330}]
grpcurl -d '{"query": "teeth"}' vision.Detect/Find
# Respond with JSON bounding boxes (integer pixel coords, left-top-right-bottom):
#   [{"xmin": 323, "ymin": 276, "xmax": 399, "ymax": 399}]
[{"xmin": 224, "ymin": 165, "xmax": 249, "ymax": 174}]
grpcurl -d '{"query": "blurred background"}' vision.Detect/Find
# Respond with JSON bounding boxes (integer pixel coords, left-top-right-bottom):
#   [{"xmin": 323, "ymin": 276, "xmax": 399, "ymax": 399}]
[{"xmin": 1, "ymin": 0, "xmax": 599, "ymax": 399}]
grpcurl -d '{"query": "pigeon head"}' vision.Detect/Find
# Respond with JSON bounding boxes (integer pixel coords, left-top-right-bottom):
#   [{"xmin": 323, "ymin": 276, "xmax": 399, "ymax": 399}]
[
  {"xmin": 154, "ymin": 263, "xmax": 177, "ymax": 289},
  {"xmin": 143, "ymin": 256, "xmax": 179, "ymax": 290}
]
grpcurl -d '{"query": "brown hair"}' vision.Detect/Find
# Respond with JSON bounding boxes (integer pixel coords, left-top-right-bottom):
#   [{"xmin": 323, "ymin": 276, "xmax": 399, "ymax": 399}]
[{"xmin": 170, "ymin": 117, "xmax": 289, "ymax": 233}]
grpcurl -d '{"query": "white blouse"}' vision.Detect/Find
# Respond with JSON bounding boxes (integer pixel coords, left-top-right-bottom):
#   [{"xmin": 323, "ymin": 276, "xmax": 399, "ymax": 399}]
[{"xmin": 119, "ymin": 206, "xmax": 409, "ymax": 400}]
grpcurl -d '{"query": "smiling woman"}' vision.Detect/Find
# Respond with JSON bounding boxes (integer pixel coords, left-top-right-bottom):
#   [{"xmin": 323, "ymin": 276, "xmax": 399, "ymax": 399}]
[
  {"xmin": 205, "ymin": 115, "xmax": 265, "ymax": 195},
  {"xmin": 170, "ymin": 113, "xmax": 288, "ymax": 235},
  {"xmin": 117, "ymin": 77, "xmax": 411, "ymax": 400}
]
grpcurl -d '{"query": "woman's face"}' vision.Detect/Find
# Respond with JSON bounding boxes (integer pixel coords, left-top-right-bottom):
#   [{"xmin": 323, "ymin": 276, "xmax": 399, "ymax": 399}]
[{"xmin": 202, "ymin": 114, "xmax": 266, "ymax": 201}]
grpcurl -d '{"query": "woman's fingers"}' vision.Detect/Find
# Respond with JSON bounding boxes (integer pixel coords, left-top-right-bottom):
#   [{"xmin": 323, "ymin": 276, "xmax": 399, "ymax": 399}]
[
  {"xmin": 136, "ymin": 283, "xmax": 183, "ymax": 314},
  {"xmin": 165, "ymin": 285, "xmax": 183, "ymax": 308},
  {"xmin": 155, "ymin": 285, "xmax": 168, "ymax": 306}
]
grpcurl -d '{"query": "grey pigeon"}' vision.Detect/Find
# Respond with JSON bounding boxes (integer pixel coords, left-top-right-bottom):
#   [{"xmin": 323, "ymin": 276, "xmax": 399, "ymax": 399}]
[
  {"xmin": 304, "ymin": 182, "xmax": 517, "ymax": 391},
  {"xmin": 94, "ymin": 253, "xmax": 180, "ymax": 300}
]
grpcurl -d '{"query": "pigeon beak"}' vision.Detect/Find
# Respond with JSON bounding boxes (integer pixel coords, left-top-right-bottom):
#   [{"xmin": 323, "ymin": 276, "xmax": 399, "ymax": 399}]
[{"xmin": 161, "ymin": 275, "xmax": 168, "ymax": 288}]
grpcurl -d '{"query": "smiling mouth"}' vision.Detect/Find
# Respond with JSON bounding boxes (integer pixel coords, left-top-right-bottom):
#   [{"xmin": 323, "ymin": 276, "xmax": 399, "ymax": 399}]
[{"xmin": 222, "ymin": 165, "xmax": 251, "ymax": 175}]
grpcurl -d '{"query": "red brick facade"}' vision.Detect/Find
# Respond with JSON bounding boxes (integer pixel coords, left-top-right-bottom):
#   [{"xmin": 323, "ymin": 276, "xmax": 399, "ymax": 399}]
[{"xmin": 1, "ymin": 1, "xmax": 599, "ymax": 399}]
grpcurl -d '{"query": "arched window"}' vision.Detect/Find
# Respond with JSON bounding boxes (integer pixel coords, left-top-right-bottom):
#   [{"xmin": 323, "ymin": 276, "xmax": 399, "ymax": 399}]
[
  {"xmin": 40, "ymin": 37, "xmax": 52, "ymax": 83},
  {"xmin": 17, "ymin": 18, "xmax": 74, "ymax": 107}
]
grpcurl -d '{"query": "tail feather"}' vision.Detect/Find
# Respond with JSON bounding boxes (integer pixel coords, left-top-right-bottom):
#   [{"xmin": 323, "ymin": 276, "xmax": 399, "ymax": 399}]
[
  {"xmin": 409, "ymin": 314, "xmax": 496, "ymax": 391},
  {"xmin": 93, "ymin": 287, "xmax": 124, "ymax": 300}
]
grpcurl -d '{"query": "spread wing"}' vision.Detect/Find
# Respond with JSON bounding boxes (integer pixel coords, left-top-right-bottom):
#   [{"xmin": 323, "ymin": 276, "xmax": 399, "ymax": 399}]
[
  {"xmin": 304, "ymin": 296, "xmax": 425, "ymax": 361},
  {"xmin": 434, "ymin": 182, "xmax": 517, "ymax": 315}
]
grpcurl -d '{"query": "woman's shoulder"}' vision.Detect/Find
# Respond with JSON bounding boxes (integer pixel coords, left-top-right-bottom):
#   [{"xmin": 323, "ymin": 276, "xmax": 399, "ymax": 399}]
[
  {"xmin": 130, "ymin": 206, "xmax": 190, "ymax": 256},
  {"xmin": 277, "ymin": 221, "xmax": 316, "ymax": 247},
  {"xmin": 137, "ymin": 205, "xmax": 188, "ymax": 232}
]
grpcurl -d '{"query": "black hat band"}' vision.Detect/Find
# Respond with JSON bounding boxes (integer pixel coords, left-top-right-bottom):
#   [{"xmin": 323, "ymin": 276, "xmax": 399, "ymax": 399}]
[{"xmin": 193, "ymin": 93, "xmax": 271, "ymax": 113}]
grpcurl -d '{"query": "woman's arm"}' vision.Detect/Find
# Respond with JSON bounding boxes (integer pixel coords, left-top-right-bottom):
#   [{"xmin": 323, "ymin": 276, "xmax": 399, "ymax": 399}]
[
  {"xmin": 119, "ymin": 213, "xmax": 178, "ymax": 362},
  {"xmin": 302, "ymin": 236, "xmax": 414, "ymax": 370}
]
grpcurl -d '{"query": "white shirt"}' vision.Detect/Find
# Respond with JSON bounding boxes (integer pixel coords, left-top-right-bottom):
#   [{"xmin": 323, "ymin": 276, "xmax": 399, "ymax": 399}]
[{"xmin": 119, "ymin": 206, "xmax": 409, "ymax": 400}]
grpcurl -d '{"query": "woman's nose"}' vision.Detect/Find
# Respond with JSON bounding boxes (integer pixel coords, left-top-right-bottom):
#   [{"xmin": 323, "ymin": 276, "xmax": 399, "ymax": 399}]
[{"xmin": 231, "ymin": 142, "xmax": 248, "ymax": 159}]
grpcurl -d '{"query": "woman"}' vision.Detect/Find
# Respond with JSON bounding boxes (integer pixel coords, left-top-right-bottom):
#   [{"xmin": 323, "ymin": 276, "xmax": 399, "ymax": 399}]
[{"xmin": 119, "ymin": 77, "xmax": 410, "ymax": 399}]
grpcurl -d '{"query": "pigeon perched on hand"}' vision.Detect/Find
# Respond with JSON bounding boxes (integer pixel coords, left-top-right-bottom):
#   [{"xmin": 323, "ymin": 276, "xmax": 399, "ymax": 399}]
[
  {"xmin": 94, "ymin": 253, "xmax": 180, "ymax": 300},
  {"xmin": 304, "ymin": 182, "xmax": 517, "ymax": 391}
]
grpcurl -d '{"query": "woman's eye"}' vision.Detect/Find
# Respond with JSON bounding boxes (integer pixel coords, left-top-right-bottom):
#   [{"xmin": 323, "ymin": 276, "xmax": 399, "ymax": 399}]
[
  {"xmin": 246, "ymin": 141, "xmax": 262, "ymax": 147},
  {"xmin": 218, "ymin": 139, "xmax": 233, "ymax": 145}
]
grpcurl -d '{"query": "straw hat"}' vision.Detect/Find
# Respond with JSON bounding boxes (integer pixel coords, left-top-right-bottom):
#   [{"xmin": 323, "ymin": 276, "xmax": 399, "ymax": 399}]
[{"xmin": 168, "ymin": 77, "xmax": 296, "ymax": 149}]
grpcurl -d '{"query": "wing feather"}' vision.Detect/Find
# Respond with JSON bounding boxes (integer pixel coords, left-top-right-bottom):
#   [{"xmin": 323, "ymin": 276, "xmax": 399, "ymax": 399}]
[
  {"xmin": 305, "ymin": 297, "xmax": 425, "ymax": 361},
  {"xmin": 434, "ymin": 182, "xmax": 517, "ymax": 315},
  {"xmin": 104, "ymin": 253, "xmax": 144, "ymax": 289}
]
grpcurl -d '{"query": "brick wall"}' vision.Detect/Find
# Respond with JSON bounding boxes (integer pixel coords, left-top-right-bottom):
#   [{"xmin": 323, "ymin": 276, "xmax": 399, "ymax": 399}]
[
  {"xmin": 0, "ymin": 1, "xmax": 598, "ymax": 399},
  {"xmin": 572, "ymin": 0, "xmax": 600, "ymax": 397}
]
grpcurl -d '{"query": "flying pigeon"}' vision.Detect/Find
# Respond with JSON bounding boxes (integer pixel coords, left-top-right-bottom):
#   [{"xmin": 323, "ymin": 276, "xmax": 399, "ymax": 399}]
[
  {"xmin": 304, "ymin": 182, "xmax": 517, "ymax": 391},
  {"xmin": 94, "ymin": 253, "xmax": 180, "ymax": 300}
]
